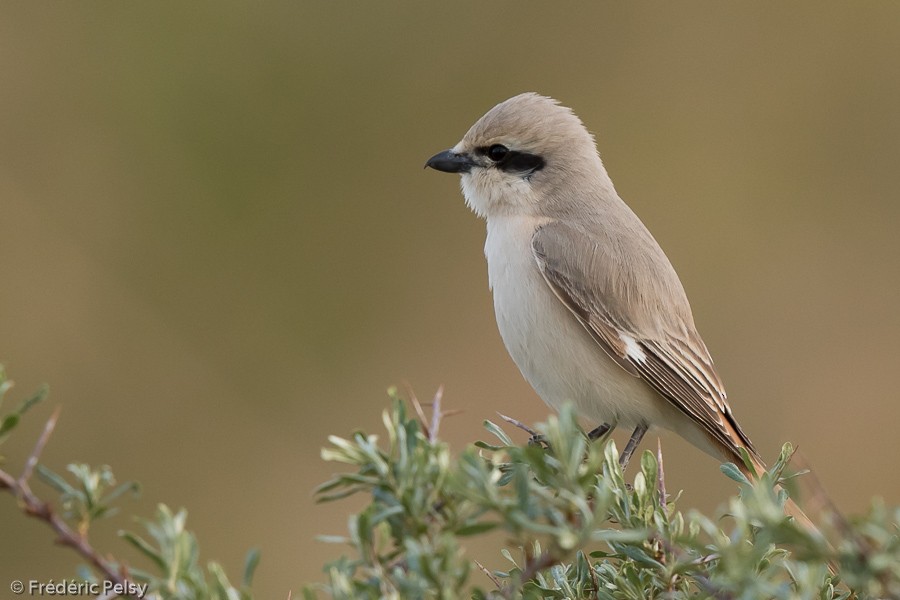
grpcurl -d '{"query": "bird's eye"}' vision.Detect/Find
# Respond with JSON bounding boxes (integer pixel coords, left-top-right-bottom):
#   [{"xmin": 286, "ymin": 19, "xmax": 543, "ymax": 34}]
[{"xmin": 487, "ymin": 144, "xmax": 509, "ymax": 162}]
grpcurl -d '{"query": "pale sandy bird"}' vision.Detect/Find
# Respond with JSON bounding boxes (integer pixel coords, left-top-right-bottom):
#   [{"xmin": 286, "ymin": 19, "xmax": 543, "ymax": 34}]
[{"xmin": 425, "ymin": 93, "xmax": 815, "ymax": 527}]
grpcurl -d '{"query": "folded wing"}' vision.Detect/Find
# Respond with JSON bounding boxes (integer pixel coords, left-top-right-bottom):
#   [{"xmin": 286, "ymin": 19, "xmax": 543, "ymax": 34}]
[{"xmin": 531, "ymin": 221, "xmax": 758, "ymax": 461}]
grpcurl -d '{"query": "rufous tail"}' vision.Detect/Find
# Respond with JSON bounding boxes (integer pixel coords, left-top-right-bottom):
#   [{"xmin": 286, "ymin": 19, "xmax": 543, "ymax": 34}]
[{"xmin": 741, "ymin": 452, "xmax": 837, "ymax": 575}]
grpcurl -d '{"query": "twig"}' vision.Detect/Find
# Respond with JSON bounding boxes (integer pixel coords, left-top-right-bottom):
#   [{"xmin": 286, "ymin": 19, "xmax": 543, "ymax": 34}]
[
  {"xmin": 474, "ymin": 559, "xmax": 503, "ymax": 590},
  {"xmin": 0, "ymin": 468, "xmax": 16, "ymax": 491},
  {"xmin": 429, "ymin": 385, "xmax": 444, "ymax": 443},
  {"xmin": 656, "ymin": 437, "xmax": 667, "ymax": 507},
  {"xmin": 18, "ymin": 405, "xmax": 61, "ymax": 494},
  {"xmin": 496, "ymin": 413, "xmax": 539, "ymax": 438},
  {"xmin": 0, "ymin": 409, "xmax": 136, "ymax": 596},
  {"xmin": 589, "ymin": 560, "xmax": 600, "ymax": 600},
  {"xmin": 405, "ymin": 383, "xmax": 458, "ymax": 444},
  {"xmin": 404, "ymin": 381, "xmax": 431, "ymax": 440}
]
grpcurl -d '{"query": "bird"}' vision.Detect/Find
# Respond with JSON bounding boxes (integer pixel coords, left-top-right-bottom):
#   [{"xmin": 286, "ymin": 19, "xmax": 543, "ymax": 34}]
[{"xmin": 424, "ymin": 92, "xmax": 816, "ymax": 529}]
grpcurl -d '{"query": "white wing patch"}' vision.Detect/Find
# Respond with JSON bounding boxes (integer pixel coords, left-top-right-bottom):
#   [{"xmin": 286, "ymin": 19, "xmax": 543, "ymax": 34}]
[{"xmin": 619, "ymin": 332, "xmax": 647, "ymax": 363}]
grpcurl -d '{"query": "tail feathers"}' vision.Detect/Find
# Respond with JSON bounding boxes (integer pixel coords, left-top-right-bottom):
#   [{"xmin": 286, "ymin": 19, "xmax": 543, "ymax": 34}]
[
  {"xmin": 783, "ymin": 495, "xmax": 823, "ymax": 538},
  {"xmin": 741, "ymin": 451, "xmax": 837, "ymax": 575},
  {"xmin": 743, "ymin": 452, "xmax": 821, "ymax": 534}
]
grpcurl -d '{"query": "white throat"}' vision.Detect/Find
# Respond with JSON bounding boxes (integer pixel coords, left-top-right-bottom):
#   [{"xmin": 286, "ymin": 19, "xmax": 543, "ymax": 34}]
[{"xmin": 460, "ymin": 170, "xmax": 539, "ymax": 220}]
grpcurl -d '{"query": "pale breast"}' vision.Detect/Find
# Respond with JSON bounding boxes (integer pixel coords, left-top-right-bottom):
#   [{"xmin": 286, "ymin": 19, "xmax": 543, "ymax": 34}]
[{"xmin": 483, "ymin": 215, "xmax": 663, "ymax": 428}]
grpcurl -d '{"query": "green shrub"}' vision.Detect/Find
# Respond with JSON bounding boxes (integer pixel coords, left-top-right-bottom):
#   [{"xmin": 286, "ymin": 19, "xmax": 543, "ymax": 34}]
[{"xmin": 2, "ymin": 368, "xmax": 898, "ymax": 599}]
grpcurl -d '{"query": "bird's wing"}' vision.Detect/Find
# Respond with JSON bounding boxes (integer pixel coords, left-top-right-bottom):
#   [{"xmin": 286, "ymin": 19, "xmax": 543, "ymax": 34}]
[{"xmin": 531, "ymin": 221, "xmax": 758, "ymax": 460}]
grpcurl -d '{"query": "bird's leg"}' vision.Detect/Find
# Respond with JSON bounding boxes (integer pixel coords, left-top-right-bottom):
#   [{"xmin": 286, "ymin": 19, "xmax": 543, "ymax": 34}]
[
  {"xmin": 587, "ymin": 422, "xmax": 612, "ymax": 441},
  {"xmin": 619, "ymin": 424, "xmax": 648, "ymax": 469}
]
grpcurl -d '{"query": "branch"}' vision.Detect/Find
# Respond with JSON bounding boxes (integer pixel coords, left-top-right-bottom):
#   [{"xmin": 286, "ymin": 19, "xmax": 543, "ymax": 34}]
[{"xmin": 0, "ymin": 408, "xmax": 135, "ymax": 594}]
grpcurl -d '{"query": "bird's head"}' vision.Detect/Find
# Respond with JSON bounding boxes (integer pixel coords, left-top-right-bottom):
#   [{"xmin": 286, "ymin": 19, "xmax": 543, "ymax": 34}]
[{"xmin": 426, "ymin": 93, "xmax": 608, "ymax": 219}]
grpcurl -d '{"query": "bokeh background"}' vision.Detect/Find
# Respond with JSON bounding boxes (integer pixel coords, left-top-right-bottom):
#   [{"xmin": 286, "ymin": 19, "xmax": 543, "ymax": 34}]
[{"xmin": 2, "ymin": 3, "xmax": 899, "ymax": 597}]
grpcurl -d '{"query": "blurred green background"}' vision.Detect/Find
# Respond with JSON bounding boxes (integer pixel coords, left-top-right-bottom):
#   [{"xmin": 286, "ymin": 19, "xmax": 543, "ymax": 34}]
[{"xmin": 2, "ymin": 3, "xmax": 899, "ymax": 597}]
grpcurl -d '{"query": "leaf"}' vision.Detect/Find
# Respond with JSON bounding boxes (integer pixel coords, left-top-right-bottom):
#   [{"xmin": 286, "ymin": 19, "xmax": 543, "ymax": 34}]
[
  {"xmin": 316, "ymin": 535, "xmax": 351, "ymax": 544},
  {"xmin": 103, "ymin": 480, "xmax": 142, "ymax": 504},
  {"xmin": 36, "ymin": 465, "xmax": 78, "ymax": 496},
  {"xmin": 720, "ymin": 462, "xmax": 751, "ymax": 486},
  {"xmin": 208, "ymin": 562, "xmax": 233, "ymax": 598},
  {"xmin": 315, "ymin": 483, "xmax": 370, "ymax": 503},
  {"xmin": 301, "ymin": 589, "xmax": 319, "ymax": 600},
  {"xmin": 18, "ymin": 385, "xmax": 48, "ymax": 417},
  {"xmin": 242, "ymin": 548, "xmax": 260, "ymax": 587},
  {"xmin": 369, "ymin": 505, "xmax": 404, "ymax": 525},
  {"xmin": 591, "ymin": 528, "xmax": 651, "ymax": 543},
  {"xmin": 0, "ymin": 413, "xmax": 20, "ymax": 440},
  {"xmin": 455, "ymin": 522, "xmax": 500, "ymax": 536},
  {"xmin": 119, "ymin": 531, "xmax": 167, "ymax": 572},
  {"xmin": 617, "ymin": 544, "xmax": 664, "ymax": 569},
  {"xmin": 0, "ymin": 366, "xmax": 11, "ymax": 408},
  {"xmin": 483, "ymin": 420, "xmax": 513, "ymax": 446},
  {"xmin": 737, "ymin": 447, "xmax": 757, "ymax": 478},
  {"xmin": 0, "ymin": 384, "xmax": 49, "ymax": 444},
  {"xmin": 474, "ymin": 440, "xmax": 504, "ymax": 451}
]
